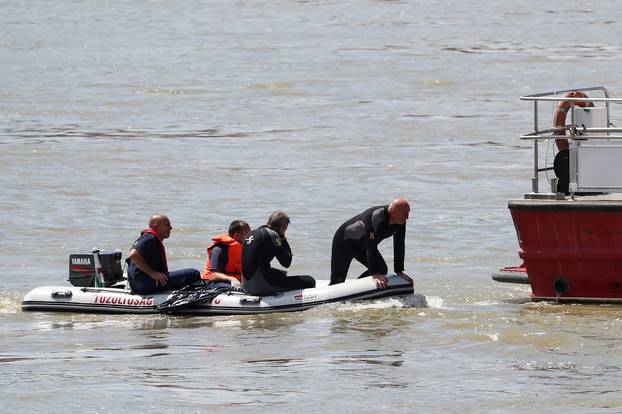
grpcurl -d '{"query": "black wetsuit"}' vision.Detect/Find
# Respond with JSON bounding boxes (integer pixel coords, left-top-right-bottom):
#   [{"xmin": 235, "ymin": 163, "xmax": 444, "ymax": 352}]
[
  {"xmin": 241, "ymin": 225, "xmax": 316, "ymax": 296},
  {"xmin": 330, "ymin": 205, "xmax": 405, "ymax": 285},
  {"xmin": 554, "ymin": 149, "xmax": 570, "ymax": 194}
]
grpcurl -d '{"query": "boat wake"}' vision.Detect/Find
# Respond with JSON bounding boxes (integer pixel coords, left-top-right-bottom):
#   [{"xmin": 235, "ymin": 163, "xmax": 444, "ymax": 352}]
[
  {"xmin": 326, "ymin": 293, "xmax": 428, "ymax": 312},
  {"xmin": 0, "ymin": 291, "xmax": 23, "ymax": 314}
]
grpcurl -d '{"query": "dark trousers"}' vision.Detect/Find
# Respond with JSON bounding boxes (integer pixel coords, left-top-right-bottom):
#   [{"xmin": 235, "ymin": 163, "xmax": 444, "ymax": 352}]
[
  {"xmin": 204, "ymin": 280, "xmax": 234, "ymax": 290},
  {"xmin": 243, "ymin": 268, "xmax": 316, "ymax": 296},
  {"xmin": 330, "ymin": 240, "xmax": 387, "ymax": 285},
  {"xmin": 129, "ymin": 268, "xmax": 201, "ymax": 294}
]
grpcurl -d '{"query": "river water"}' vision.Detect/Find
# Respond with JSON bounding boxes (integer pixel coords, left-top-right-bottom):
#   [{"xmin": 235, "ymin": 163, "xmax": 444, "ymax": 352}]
[{"xmin": 2, "ymin": 1, "xmax": 622, "ymax": 412}]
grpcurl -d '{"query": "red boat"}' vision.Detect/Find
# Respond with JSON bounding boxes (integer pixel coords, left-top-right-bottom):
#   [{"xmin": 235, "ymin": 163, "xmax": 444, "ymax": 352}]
[{"xmin": 495, "ymin": 86, "xmax": 622, "ymax": 303}]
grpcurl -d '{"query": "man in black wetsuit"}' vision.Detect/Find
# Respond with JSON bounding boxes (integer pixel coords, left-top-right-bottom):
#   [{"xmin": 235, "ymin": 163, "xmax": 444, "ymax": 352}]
[
  {"xmin": 330, "ymin": 198, "xmax": 413, "ymax": 289},
  {"xmin": 241, "ymin": 210, "xmax": 316, "ymax": 296}
]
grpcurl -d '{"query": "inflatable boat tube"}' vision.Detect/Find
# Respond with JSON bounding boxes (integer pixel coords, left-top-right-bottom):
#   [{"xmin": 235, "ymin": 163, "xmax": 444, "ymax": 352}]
[{"xmin": 21, "ymin": 274, "xmax": 415, "ymax": 315}]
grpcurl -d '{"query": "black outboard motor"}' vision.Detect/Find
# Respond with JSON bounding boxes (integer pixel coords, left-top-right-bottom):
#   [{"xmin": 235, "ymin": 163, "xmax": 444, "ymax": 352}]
[{"xmin": 69, "ymin": 250, "xmax": 124, "ymax": 287}]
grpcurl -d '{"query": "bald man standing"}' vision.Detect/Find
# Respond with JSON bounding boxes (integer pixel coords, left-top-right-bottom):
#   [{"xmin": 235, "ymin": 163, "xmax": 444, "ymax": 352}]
[
  {"xmin": 329, "ymin": 198, "xmax": 413, "ymax": 289},
  {"xmin": 127, "ymin": 214, "xmax": 200, "ymax": 294}
]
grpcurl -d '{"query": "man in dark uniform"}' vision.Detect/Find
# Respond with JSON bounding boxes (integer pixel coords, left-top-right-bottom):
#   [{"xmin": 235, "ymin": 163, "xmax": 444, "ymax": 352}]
[
  {"xmin": 128, "ymin": 214, "xmax": 200, "ymax": 294},
  {"xmin": 241, "ymin": 210, "xmax": 316, "ymax": 296},
  {"xmin": 330, "ymin": 198, "xmax": 413, "ymax": 289}
]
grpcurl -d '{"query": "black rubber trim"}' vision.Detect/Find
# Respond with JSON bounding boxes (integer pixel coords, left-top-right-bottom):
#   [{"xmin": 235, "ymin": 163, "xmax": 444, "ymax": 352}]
[
  {"xmin": 21, "ymin": 301, "xmax": 158, "ymax": 314},
  {"xmin": 491, "ymin": 272, "xmax": 530, "ymax": 285}
]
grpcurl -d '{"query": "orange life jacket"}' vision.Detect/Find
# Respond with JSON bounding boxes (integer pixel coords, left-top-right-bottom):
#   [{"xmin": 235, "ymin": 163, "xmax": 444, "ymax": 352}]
[{"xmin": 202, "ymin": 234, "xmax": 242, "ymax": 281}]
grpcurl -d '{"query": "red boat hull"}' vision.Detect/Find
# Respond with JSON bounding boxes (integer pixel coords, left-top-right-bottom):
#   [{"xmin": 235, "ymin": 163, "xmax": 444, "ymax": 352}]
[{"xmin": 510, "ymin": 199, "xmax": 622, "ymax": 302}]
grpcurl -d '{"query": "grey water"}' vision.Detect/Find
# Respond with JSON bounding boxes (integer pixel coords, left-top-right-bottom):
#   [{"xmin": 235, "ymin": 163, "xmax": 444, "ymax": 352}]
[{"xmin": 2, "ymin": 0, "xmax": 622, "ymax": 412}]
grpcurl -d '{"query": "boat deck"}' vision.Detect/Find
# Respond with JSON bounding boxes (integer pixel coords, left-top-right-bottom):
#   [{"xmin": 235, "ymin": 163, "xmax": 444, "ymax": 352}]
[{"xmin": 510, "ymin": 192, "xmax": 622, "ymax": 211}]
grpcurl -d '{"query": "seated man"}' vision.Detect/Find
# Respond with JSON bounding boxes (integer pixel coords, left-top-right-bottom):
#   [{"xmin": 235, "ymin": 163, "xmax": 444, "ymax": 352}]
[
  {"xmin": 241, "ymin": 210, "xmax": 315, "ymax": 296},
  {"xmin": 128, "ymin": 214, "xmax": 201, "ymax": 294},
  {"xmin": 329, "ymin": 198, "xmax": 414, "ymax": 289},
  {"xmin": 201, "ymin": 220, "xmax": 251, "ymax": 288}
]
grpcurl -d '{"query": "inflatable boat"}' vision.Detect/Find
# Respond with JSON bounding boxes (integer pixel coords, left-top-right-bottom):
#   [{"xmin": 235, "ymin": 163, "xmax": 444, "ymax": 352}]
[
  {"xmin": 21, "ymin": 275, "xmax": 415, "ymax": 315},
  {"xmin": 21, "ymin": 249, "xmax": 416, "ymax": 315}
]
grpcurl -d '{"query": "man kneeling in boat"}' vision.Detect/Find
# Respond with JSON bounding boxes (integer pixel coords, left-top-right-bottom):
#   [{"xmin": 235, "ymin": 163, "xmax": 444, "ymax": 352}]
[
  {"xmin": 241, "ymin": 210, "xmax": 316, "ymax": 296},
  {"xmin": 128, "ymin": 214, "xmax": 201, "ymax": 294},
  {"xmin": 201, "ymin": 220, "xmax": 251, "ymax": 289},
  {"xmin": 329, "ymin": 198, "xmax": 413, "ymax": 289}
]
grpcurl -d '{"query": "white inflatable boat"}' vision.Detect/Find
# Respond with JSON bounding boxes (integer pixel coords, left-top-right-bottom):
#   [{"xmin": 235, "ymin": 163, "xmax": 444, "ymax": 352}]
[{"xmin": 21, "ymin": 275, "xmax": 415, "ymax": 315}]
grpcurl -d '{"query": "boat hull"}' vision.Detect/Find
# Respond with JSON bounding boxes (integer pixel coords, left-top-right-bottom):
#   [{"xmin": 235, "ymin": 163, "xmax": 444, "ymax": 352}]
[
  {"xmin": 509, "ymin": 198, "xmax": 622, "ymax": 302},
  {"xmin": 21, "ymin": 275, "xmax": 415, "ymax": 315}
]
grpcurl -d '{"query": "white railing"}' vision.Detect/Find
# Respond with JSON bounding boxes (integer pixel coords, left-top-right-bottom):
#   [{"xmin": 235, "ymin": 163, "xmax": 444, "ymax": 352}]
[{"xmin": 520, "ymin": 86, "xmax": 622, "ymax": 195}]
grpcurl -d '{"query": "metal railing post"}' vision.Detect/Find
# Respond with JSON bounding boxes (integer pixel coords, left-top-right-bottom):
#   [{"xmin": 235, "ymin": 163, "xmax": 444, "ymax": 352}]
[
  {"xmin": 603, "ymin": 87, "xmax": 611, "ymax": 127},
  {"xmin": 532, "ymin": 101, "xmax": 539, "ymax": 193}
]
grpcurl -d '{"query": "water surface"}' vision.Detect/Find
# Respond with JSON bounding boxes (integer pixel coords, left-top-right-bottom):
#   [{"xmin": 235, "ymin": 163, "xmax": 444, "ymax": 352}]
[{"xmin": 2, "ymin": 1, "xmax": 622, "ymax": 412}]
